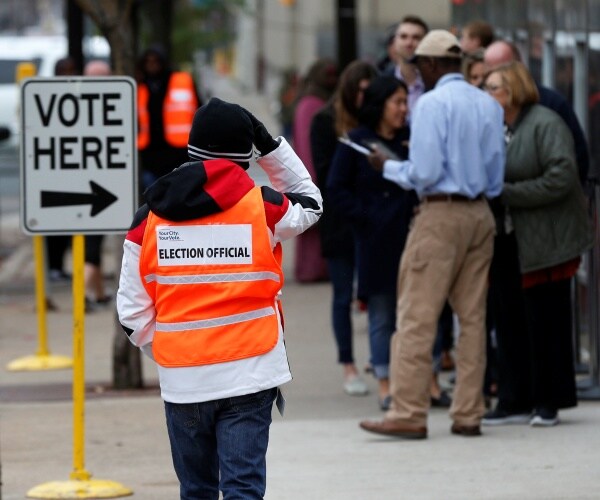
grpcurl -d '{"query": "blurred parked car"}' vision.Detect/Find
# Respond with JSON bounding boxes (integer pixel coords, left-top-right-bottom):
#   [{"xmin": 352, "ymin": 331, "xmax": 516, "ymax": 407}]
[{"xmin": 0, "ymin": 35, "xmax": 109, "ymax": 168}]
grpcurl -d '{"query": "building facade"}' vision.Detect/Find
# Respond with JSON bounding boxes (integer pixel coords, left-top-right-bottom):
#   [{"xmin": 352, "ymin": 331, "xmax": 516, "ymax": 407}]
[{"xmin": 234, "ymin": 0, "xmax": 451, "ymax": 96}]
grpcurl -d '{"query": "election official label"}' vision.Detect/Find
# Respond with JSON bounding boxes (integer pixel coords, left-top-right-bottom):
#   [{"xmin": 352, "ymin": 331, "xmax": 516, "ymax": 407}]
[{"xmin": 156, "ymin": 225, "xmax": 252, "ymax": 266}]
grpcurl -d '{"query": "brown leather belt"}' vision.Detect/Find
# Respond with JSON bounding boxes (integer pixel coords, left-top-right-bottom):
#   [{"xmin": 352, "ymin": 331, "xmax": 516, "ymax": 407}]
[{"xmin": 422, "ymin": 194, "xmax": 484, "ymax": 203}]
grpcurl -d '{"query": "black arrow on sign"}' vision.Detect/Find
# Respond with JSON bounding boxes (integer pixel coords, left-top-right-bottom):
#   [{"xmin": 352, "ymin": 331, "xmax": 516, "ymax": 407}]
[{"xmin": 41, "ymin": 181, "xmax": 118, "ymax": 216}]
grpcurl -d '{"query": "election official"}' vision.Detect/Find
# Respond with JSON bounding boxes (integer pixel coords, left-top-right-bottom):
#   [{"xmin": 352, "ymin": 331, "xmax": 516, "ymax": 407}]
[{"xmin": 117, "ymin": 98, "xmax": 322, "ymax": 499}]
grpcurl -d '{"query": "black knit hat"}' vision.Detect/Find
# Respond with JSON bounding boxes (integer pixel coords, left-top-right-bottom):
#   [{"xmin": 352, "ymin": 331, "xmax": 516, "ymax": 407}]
[{"xmin": 187, "ymin": 97, "xmax": 254, "ymax": 168}]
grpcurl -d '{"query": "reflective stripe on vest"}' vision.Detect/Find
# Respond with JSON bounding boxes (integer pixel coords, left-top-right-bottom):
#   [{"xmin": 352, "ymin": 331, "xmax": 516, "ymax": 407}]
[
  {"xmin": 139, "ymin": 186, "xmax": 283, "ymax": 367},
  {"xmin": 156, "ymin": 306, "xmax": 275, "ymax": 332},
  {"xmin": 137, "ymin": 71, "xmax": 199, "ymax": 150},
  {"xmin": 144, "ymin": 271, "xmax": 281, "ymax": 285}
]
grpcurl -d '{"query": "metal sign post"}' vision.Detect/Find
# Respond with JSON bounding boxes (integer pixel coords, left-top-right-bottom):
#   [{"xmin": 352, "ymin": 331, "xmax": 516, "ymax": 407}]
[{"xmin": 578, "ymin": 184, "xmax": 600, "ymax": 400}]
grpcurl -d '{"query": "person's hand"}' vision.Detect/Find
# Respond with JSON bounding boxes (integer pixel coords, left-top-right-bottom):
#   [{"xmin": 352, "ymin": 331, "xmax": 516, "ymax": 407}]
[
  {"xmin": 367, "ymin": 147, "xmax": 389, "ymax": 172},
  {"xmin": 242, "ymin": 109, "xmax": 279, "ymax": 156}
]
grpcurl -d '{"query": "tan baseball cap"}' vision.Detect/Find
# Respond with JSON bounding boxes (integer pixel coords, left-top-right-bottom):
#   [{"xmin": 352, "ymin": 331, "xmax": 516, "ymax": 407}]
[{"xmin": 414, "ymin": 29, "xmax": 462, "ymax": 59}]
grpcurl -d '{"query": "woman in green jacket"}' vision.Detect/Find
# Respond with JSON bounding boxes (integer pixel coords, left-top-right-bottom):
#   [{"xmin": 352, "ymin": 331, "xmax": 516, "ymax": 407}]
[{"xmin": 482, "ymin": 61, "xmax": 593, "ymax": 427}]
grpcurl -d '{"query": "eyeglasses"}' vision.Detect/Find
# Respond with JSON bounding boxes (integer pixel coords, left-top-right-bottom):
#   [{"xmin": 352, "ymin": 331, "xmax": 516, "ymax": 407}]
[{"xmin": 483, "ymin": 83, "xmax": 504, "ymax": 93}]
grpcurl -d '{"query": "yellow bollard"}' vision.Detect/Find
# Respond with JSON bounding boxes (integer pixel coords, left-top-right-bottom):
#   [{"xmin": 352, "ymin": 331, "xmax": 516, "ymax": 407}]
[
  {"xmin": 6, "ymin": 61, "xmax": 73, "ymax": 371},
  {"xmin": 27, "ymin": 235, "xmax": 133, "ymax": 499},
  {"xmin": 6, "ymin": 235, "xmax": 73, "ymax": 370}
]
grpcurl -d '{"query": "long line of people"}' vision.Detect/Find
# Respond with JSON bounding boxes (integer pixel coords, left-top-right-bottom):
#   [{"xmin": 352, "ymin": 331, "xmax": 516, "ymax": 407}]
[
  {"xmin": 287, "ymin": 15, "xmax": 593, "ymax": 437},
  {"xmin": 106, "ymin": 16, "xmax": 594, "ymax": 498}
]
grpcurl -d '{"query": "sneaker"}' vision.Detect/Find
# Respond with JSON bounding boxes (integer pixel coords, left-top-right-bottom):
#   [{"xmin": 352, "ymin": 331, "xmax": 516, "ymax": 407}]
[
  {"xmin": 482, "ymin": 407, "xmax": 531, "ymax": 426},
  {"xmin": 343, "ymin": 375, "xmax": 369, "ymax": 396},
  {"xmin": 530, "ymin": 408, "xmax": 559, "ymax": 427}
]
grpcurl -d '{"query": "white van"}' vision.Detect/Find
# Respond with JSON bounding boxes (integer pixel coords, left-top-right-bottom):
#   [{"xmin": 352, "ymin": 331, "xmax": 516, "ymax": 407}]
[{"xmin": 0, "ymin": 35, "xmax": 110, "ymax": 165}]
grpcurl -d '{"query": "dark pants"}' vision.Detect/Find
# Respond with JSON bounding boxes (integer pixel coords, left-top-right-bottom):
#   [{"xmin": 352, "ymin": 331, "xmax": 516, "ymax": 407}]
[
  {"xmin": 490, "ymin": 233, "xmax": 577, "ymax": 412},
  {"xmin": 84, "ymin": 235, "xmax": 104, "ymax": 266},
  {"xmin": 45, "ymin": 235, "xmax": 70, "ymax": 271},
  {"xmin": 523, "ymin": 278, "xmax": 577, "ymax": 410},
  {"xmin": 165, "ymin": 388, "xmax": 277, "ymax": 500},
  {"xmin": 326, "ymin": 255, "xmax": 355, "ymax": 364},
  {"xmin": 439, "ymin": 302, "xmax": 454, "ymax": 352},
  {"xmin": 484, "ymin": 289, "xmax": 498, "ymax": 396},
  {"xmin": 432, "ymin": 302, "xmax": 454, "ymax": 373},
  {"xmin": 489, "ymin": 233, "xmax": 533, "ymax": 412}
]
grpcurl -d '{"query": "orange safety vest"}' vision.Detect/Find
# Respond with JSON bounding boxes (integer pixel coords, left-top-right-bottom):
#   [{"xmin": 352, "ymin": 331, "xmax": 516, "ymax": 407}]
[
  {"xmin": 137, "ymin": 71, "xmax": 199, "ymax": 150},
  {"xmin": 140, "ymin": 187, "xmax": 284, "ymax": 367}
]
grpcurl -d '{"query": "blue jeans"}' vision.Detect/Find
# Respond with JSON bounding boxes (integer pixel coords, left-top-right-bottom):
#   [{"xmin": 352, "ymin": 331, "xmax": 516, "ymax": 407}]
[
  {"xmin": 164, "ymin": 388, "xmax": 277, "ymax": 500},
  {"xmin": 367, "ymin": 293, "xmax": 396, "ymax": 379},
  {"xmin": 326, "ymin": 255, "xmax": 355, "ymax": 364}
]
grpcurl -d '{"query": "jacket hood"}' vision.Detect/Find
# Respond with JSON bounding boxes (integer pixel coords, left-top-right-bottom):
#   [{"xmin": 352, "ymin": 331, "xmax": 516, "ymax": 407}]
[{"xmin": 144, "ymin": 159, "xmax": 255, "ymax": 222}]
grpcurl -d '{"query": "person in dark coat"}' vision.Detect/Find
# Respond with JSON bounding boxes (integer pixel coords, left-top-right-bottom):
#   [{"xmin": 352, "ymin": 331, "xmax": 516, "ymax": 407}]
[
  {"xmin": 327, "ymin": 75, "xmax": 418, "ymax": 410},
  {"xmin": 137, "ymin": 45, "xmax": 201, "ymax": 192}
]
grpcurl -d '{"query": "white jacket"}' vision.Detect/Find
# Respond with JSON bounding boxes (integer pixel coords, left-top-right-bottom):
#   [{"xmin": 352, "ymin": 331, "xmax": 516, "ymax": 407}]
[{"xmin": 117, "ymin": 138, "xmax": 322, "ymax": 403}]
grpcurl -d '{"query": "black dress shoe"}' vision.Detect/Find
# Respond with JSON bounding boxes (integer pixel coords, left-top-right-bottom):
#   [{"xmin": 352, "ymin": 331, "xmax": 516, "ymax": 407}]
[
  {"xmin": 359, "ymin": 419, "xmax": 427, "ymax": 439},
  {"xmin": 451, "ymin": 423, "xmax": 482, "ymax": 437},
  {"xmin": 430, "ymin": 390, "xmax": 452, "ymax": 408}
]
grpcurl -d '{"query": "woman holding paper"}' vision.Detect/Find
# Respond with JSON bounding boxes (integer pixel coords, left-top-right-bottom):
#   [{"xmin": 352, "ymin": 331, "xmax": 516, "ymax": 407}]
[{"xmin": 327, "ymin": 75, "xmax": 418, "ymax": 410}]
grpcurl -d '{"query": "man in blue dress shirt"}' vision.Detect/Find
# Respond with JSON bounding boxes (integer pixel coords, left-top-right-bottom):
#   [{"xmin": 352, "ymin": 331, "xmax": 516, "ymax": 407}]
[{"xmin": 360, "ymin": 30, "xmax": 505, "ymax": 439}]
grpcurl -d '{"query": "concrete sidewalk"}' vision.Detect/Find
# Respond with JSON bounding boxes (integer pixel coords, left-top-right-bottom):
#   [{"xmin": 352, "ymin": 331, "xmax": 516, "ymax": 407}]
[
  {"xmin": 2, "ymin": 261, "xmax": 600, "ymax": 500},
  {"xmin": 1, "ymin": 76, "xmax": 600, "ymax": 499}
]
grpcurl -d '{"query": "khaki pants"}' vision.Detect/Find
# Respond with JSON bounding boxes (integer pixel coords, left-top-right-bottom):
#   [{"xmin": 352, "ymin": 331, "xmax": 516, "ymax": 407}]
[{"xmin": 387, "ymin": 199, "xmax": 495, "ymax": 427}]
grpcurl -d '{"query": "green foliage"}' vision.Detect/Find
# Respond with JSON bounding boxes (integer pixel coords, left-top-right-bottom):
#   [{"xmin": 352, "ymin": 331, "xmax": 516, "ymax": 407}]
[{"xmin": 171, "ymin": 0, "xmax": 247, "ymax": 66}]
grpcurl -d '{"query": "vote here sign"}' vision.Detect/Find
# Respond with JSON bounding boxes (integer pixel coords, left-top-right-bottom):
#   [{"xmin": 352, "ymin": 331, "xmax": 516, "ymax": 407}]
[{"xmin": 20, "ymin": 77, "xmax": 138, "ymax": 235}]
